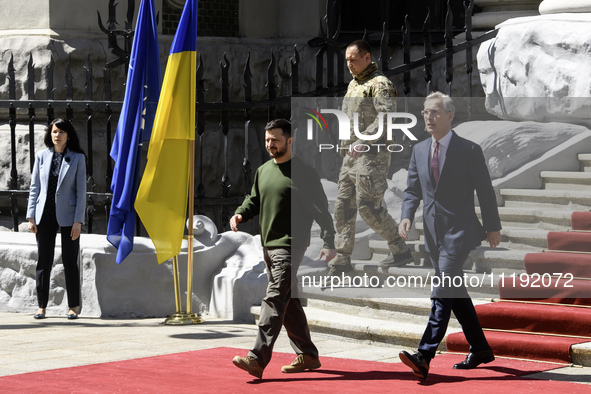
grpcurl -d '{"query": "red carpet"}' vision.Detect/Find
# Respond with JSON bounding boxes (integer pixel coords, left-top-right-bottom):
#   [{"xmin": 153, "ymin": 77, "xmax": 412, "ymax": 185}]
[
  {"xmin": 447, "ymin": 327, "xmax": 588, "ymax": 364},
  {"xmin": 0, "ymin": 347, "xmax": 578, "ymax": 393},
  {"xmin": 546, "ymin": 231, "xmax": 591, "ymax": 253},
  {"xmin": 571, "ymin": 211, "xmax": 591, "ymax": 231},
  {"xmin": 498, "ymin": 277, "xmax": 591, "ymax": 304},
  {"xmin": 446, "ymin": 301, "xmax": 591, "ymax": 363},
  {"xmin": 524, "ymin": 251, "xmax": 591, "ymax": 278},
  {"xmin": 448, "ymin": 211, "xmax": 591, "ymax": 364},
  {"xmin": 474, "ymin": 301, "xmax": 591, "ymax": 337}
]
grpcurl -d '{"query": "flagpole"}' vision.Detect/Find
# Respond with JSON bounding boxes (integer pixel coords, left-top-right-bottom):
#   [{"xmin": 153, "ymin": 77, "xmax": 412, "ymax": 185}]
[
  {"xmin": 186, "ymin": 140, "xmax": 201, "ymax": 322},
  {"xmin": 164, "ymin": 255, "xmax": 192, "ymax": 324},
  {"xmin": 144, "ymin": 0, "xmax": 200, "ymax": 325},
  {"xmin": 172, "ymin": 256, "xmax": 182, "ymax": 312},
  {"xmin": 164, "ymin": 140, "xmax": 202, "ymax": 325}
]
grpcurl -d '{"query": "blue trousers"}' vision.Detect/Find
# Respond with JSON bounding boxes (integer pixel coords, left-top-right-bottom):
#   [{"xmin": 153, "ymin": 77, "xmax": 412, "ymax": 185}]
[{"xmin": 418, "ymin": 248, "xmax": 489, "ymax": 359}]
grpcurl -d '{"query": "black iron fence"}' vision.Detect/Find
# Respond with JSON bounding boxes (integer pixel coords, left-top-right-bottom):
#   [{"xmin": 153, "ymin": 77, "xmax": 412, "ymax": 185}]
[
  {"xmin": 0, "ymin": 53, "xmax": 121, "ymax": 233},
  {"xmin": 0, "ymin": 0, "xmax": 497, "ymax": 234}
]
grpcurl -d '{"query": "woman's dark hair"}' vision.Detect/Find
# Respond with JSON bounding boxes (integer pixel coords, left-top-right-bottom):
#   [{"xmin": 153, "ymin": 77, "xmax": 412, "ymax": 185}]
[{"xmin": 44, "ymin": 118, "xmax": 86, "ymax": 156}]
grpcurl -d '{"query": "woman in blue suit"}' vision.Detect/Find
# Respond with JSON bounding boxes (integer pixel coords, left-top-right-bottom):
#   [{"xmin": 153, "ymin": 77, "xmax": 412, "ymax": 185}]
[{"xmin": 26, "ymin": 118, "xmax": 87, "ymax": 320}]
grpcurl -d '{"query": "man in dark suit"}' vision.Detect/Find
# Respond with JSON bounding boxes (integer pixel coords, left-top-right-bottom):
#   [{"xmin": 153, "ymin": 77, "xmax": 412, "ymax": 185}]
[{"xmin": 398, "ymin": 92, "xmax": 502, "ymax": 379}]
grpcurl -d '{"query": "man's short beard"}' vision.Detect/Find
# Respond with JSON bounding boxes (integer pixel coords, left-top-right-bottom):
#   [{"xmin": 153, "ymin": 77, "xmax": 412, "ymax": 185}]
[{"xmin": 268, "ymin": 146, "xmax": 287, "ymax": 159}]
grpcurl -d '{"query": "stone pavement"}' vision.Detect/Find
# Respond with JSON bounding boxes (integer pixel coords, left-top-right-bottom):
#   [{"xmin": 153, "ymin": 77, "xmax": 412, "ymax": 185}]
[{"xmin": 0, "ymin": 312, "xmax": 589, "ymax": 387}]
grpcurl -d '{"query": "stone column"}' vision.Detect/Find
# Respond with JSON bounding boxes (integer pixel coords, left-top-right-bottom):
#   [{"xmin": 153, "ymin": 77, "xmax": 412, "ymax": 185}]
[
  {"xmin": 0, "ymin": 0, "xmax": 164, "ymax": 101},
  {"xmin": 0, "ymin": 0, "xmax": 163, "ymax": 37},
  {"xmin": 473, "ymin": 0, "xmax": 543, "ymax": 29},
  {"xmin": 539, "ymin": 0, "xmax": 591, "ymax": 14}
]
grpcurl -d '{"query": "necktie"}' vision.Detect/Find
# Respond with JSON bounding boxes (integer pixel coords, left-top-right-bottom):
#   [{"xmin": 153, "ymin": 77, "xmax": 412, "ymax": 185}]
[{"xmin": 431, "ymin": 141, "xmax": 440, "ymax": 184}]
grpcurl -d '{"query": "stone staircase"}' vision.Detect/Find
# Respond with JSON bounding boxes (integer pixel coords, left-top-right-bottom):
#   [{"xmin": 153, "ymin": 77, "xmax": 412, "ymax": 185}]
[{"xmin": 253, "ymin": 153, "xmax": 591, "ymax": 364}]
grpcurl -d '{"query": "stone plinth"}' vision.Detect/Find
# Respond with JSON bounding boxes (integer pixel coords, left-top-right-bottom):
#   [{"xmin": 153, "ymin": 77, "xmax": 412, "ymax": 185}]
[
  {"xmin": 0, "ymin": 230, "xmax": 266, "ymax": 321},
  {"xmin": 0, "ymin": 0, "xmax": 164, "ymax": 37},
  {"xmin": 539, "ymin": 0, "xmax": 591, "ymax": 14}
]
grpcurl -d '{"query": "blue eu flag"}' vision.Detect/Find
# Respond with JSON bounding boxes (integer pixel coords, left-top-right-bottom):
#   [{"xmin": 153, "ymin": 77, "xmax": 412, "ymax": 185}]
[{"xmin": 107, "ymin": 0, "xmax": 162, "ymax": 264}]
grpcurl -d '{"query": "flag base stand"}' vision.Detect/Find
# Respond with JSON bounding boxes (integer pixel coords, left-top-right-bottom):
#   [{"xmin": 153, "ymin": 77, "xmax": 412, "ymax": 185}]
[
  {"xmin": 163, "ymin": 312, "xmax": 203, "ymax": 325},
  {"xmin": 162, "ymin": 255, "xmax": 203, "ymax": 325}
]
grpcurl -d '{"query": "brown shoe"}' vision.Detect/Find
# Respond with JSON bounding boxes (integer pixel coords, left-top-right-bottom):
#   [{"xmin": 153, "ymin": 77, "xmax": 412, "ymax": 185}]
[
  {"xmin": 281, "ymin": 354, "xmax": 321, "ymax": 373},
  {"xmin": 232, "ymin": 355, "xmax": 264, "ymax": 379}
]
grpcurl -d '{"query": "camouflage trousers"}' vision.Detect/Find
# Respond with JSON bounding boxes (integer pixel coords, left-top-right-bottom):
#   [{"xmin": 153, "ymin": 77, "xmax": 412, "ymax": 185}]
[{"xmin": 331, "ymin": 152, "xmax": 409, "ymax": 266}]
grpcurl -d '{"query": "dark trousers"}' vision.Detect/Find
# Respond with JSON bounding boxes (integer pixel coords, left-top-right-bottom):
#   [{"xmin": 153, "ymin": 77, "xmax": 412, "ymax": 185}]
[
  {"xmin": 35, "ymin": 212, "xmax": 81, "ymax": 309},
  {"xmin": 418, "ymin": 248, "xmax": 489, "ymax": 359},
  {"xmin": 249, "ymin": 246, "xmax": 318, "ymax": 369}
]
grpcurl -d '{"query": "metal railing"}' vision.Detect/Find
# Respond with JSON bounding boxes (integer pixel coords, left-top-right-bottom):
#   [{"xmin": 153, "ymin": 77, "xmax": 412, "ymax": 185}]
[{"xmin": 0, "ymin": 52, "xmax": 121, "ymax": 233}]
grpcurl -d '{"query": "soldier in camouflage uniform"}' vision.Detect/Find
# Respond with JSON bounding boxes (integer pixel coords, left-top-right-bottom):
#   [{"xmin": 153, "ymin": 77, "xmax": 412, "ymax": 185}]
[{"xmin": 328, "ymin": 40, "xmax": 413, "ymax": 275}]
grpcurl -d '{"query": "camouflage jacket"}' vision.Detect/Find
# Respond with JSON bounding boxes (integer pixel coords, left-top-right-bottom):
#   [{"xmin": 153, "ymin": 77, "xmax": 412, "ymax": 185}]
[{"xmin": 341, "ymin": 62, "xmax": 397, "ymax": 155}]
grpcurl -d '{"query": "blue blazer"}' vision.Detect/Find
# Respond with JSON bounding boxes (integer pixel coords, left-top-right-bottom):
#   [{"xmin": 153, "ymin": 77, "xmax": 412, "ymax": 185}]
[
  {"xmin": 401, "ymin": 131, "xmax": 501, "ymax": 256},
  {"xmin": 27, "ymin": 147, "xmax": 87, "ymax": 227}
]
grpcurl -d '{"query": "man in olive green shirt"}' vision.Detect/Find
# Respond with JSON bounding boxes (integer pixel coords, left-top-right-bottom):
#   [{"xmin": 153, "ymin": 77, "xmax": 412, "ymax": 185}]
[{"xmin": 231, "ymin": 118, "xmax": 336, "ymax": 379}]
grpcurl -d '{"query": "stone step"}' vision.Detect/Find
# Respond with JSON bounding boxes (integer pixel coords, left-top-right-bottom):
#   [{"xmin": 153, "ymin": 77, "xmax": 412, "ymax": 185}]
[
  {"xmin": 540, "ymin": 171, "xmax": 591, "ymax": 190},
  {"xmin": 578, "ymin": 153, "xmax": 591, "ymax": 172},
  {"xmin": 477, "ymin": 207, "xmax": 572, "ymax": 230},
  {"xmin": 500, "ymin": 228, "xmax": 549, "ymax": 249},
  {"xmin": 301, "ymin": 290, "xmax": 442, "ymax": 326},
  {"xmin": 368, "ymin": 239, "xmax": 428, "ymax": 260},
  {"xmin": 249, "ymin": 301, "xmax": 464, "ymax": 349},
  {"xmin": 388, "ymin": 220, "xmax": 545, "ymax": 252},
  {"xmin": 572, "ymin": 342, "xmax": 591, "ymax": 367},
  {"xmin": 251, "ymin": 303, "xmax": 591, "ymax": 366},
  {"xmin": 412, "ymin": 212, "xmax": 560, "ymax": 249},
  {"xmin": 300, "ymin": 286, "xmax": 495, "ymax": 321},
  {"xmin": 468, "ymin": 245, "xmax": 530, "ymax": 273},
  {"xmin": 369, "ymin": 239, "xmax": 531, "ymax": 272},
  {"xmin": 500, "ymin": 188, "xmax": 591, "ymax": 210},
  {"xmin": 300, "ymin": 257, "xmax": 521, "ymax": 299}
]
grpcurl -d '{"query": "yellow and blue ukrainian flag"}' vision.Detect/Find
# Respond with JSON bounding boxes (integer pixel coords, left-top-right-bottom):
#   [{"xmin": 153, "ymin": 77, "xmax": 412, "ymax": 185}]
[
  {"xmin": 135, "ymin": 0, "xmax": 198, "ymax": 264},
  {"xmin": 107, "ymin": 0, "xmax": 161, "ymax": 264}
]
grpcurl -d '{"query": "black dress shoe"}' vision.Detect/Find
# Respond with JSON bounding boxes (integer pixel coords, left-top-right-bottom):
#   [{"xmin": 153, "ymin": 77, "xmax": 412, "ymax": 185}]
[
  {"xmin": 67, "ymin": 313, "xmax": 78, "ymax": 320},
  {"xmin": 33, "ymin": 313, "xmax": 45, "ymax": 319},
  {"xmin": 453, "ymin": 348, "xmax": 495, "ymax": 369},
  {"xmin": 399, "ymin": 350, "xmax": 430, "ymax": 379}
]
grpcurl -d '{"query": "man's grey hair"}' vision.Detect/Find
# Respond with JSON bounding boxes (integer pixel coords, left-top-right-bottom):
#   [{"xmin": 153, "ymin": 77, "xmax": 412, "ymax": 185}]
[{"xmin": 425, "ymin": 91, "xmax": 455, "ymax": 113}]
